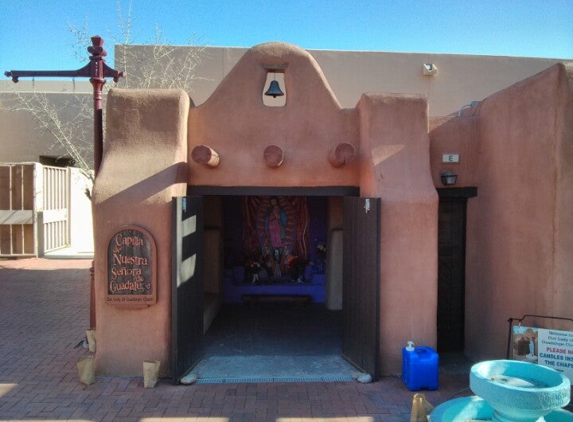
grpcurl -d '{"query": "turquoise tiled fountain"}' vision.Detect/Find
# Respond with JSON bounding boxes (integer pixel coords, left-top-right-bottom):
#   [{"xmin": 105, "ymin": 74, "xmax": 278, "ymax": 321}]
[{"xmin": 430, "ymin": 360, "xmax": 572, "ymax": 422}]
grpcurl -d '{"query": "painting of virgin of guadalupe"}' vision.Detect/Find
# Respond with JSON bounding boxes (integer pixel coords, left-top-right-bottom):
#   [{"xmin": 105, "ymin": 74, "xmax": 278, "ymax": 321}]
[{"xmin": 242, "ymin": 196, "xmax": 310, "ymax": 282}]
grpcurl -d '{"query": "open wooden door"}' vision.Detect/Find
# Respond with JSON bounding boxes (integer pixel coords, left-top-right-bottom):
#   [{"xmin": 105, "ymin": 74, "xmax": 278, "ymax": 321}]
[
  {"xmin": 171, "ymin": 196, "xmax": 204, "ymax": 383},
  {"xmin": 342, "ymin": 196, "xmax": 380, "ymax": 379}
]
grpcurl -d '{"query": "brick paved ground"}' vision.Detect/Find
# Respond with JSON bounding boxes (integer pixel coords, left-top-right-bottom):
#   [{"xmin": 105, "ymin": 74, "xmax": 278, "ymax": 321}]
[{"xmin": 0, "ymin": 258, "xmax": 472, "ymax": 422}]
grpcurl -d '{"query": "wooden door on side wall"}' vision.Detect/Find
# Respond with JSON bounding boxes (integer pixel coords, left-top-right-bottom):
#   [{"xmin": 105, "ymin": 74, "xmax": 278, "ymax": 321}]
[
  {"xmin": 342, "ymin": 197, "xmax": 380, "ymax": 379},
  {"xmin": 437, "ymin": 197, "xmax": 467, "ymax": 353},
  {"xmin": 171, "ymin": 196, "xmax": 204, "ymax": 383}
]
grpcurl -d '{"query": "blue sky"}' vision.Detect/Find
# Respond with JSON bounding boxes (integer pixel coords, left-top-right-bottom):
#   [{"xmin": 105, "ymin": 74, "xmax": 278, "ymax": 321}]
[{"xmin": 1, "ymin": 0, "xmax": 572, "ymax": 73}]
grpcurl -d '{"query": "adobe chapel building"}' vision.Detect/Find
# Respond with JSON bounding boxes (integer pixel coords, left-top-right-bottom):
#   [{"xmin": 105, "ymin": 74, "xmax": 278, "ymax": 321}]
[{"xmin": 2, "ymin": 42, "xmax": 573, "ymax": 380}]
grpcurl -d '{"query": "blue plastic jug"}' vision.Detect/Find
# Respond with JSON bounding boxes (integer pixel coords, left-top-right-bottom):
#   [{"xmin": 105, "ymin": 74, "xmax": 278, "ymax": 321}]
[{"xmin": 402, "ymin": 341, "xmax": 439, "ymax": 391}]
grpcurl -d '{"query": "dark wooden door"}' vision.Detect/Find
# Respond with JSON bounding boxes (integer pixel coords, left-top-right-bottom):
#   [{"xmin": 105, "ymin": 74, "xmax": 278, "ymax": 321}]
[
  {"xmin": 342, "ymin": 197, "xmax": 380, "ymax": 379},
  {"xmin": 171, "ymin": 196, "xmax": 204, "ymax": 383},
  {"xmin": 437, "ymin": 198, "xmax": 467, "ymax": 352}
]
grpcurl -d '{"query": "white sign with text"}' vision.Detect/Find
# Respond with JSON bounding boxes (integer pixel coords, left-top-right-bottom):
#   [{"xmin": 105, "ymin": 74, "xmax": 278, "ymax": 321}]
[{"xmin": 537, "ymin": 328, "xmax": 573, "ymax": 381}]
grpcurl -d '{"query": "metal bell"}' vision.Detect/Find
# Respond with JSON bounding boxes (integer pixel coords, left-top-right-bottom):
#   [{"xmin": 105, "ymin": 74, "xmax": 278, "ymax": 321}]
[{"xmin": 264, "ymin": 80, "xmax": 284, "ymax": 98}]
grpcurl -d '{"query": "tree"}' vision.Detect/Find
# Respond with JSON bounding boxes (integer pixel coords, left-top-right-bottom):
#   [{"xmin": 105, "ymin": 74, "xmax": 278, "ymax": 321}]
[
  {"xmin": 1, "ymin": 1, "xmax": 205, "ymax": 188},
  {"xmin": 2, "ymin": 85, "xmax": 93, "ymax": 178}
]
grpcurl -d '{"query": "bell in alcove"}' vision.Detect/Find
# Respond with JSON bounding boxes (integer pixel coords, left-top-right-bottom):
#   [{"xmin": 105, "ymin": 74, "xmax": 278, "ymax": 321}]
[{"xmin": 264, "ymin": 79, "xmax": 284, "ymax": 98}]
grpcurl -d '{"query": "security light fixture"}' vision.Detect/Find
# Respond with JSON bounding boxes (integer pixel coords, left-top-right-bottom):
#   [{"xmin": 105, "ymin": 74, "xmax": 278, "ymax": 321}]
[
  {"xmin": 423, "ymin": 63, "xmax": 438, "ymax": 76},
  {"xmin": 441, "ymin": 171, "xmax": 457, "ymax": 186}
]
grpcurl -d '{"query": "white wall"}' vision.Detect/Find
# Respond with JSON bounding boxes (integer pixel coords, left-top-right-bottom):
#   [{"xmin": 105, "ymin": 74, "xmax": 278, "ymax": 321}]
[{"xmin": 68, "ymin": 168, "xmax": 94, "ymax": 254}]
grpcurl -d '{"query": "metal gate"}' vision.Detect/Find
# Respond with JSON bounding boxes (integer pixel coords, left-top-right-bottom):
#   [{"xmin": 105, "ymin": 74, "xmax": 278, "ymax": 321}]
[
  {"xmin": 0, "ymin": 163, "xmax": 36, "ymax": 256},
  {"xmin": 0, "ymin": 163, "xmax": 70, "ymax": 257},
  {"xmin": 40, "ymin": 165, "xmax": 70, "ymax": 253},
  {"xmin": 342, "ymin": 196, "xmax": 381, "ymax": 379}
]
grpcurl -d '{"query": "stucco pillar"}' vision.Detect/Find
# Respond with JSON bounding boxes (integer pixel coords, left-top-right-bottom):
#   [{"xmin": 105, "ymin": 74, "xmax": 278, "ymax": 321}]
[
  {"xmin": 357, "ymin": 93, "xmax": 438, "ymax": 375},
  {"xmin": 554, "ymin": 63, "xmax": 573, "ymax": 324},
  {"xmin": 92, "ymin": 89, "xmax": 190, "ymax": 376}
]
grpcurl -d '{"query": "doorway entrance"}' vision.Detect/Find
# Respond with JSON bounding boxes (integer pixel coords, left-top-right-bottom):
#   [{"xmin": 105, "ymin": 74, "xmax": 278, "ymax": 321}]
[
  {"xmin": 171, "ymin": 188, "xmax": 380, "ymax": 383},
  {"xmin": 194, "ymin": 303, "xmax": 355, "ymax": 382},
  {"xmin": 437, "ymin": 187, "xmax": 477, "ymax": 353}
]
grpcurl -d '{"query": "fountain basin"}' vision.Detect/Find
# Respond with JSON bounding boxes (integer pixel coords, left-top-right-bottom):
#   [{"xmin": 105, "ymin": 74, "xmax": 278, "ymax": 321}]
[
  {"xmin": 429, "ymin": 396, "xmax": 494, "ymax": 422},
  {"xmin": 430, "ymin": 397, "xmax": 573, "ymax": 422},
  {"xmin": 470, "ymin": 360, "xmax": 570, "ymax": 422}
]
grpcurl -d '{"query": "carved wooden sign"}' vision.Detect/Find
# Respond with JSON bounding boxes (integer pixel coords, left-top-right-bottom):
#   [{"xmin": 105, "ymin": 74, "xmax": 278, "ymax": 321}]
[{"xmin": 106, "ymin": 226, "xmax": 157, "ymax": 307}]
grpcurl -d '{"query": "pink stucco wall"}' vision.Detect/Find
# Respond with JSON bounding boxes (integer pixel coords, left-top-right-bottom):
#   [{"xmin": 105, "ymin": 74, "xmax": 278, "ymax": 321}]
[
  {"xmin": 92, "ymin": 44, "xmax": 573, "ymax": 379},
  {"xmin": 93, "ymin": 42, "xmax": 438, "ymax": 377},
  {"xmin": 430, "ymin": 63, "xmax": 573, "ymax": 361},
  {"xmin": 189, "ymin": 43, "xmax": 438, "ymax": 376},
  {"xmin": 188, "ymin": 43, "xmax": 360, "ymax": 187},
  {"xmin": 357, "ymin": 93, "xmax": 438, "ymax": 374},
  {"xmin": 92, "ymin": 89, "xmax": 189, "ymax": 376}
]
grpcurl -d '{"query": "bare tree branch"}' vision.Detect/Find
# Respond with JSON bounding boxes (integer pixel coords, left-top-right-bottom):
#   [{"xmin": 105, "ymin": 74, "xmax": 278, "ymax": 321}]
[
  {"xmin": 4, "ymin": 0, "xmax": 206, "ymax": 198},
  {"xmin": 2, "ymin": 89, "xmax": 94, "ymax": 181}
]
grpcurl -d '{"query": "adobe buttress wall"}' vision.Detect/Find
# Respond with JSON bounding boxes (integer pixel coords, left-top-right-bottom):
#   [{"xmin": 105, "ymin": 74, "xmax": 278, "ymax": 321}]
[
  {"xmin": 463, "ymin": 63, "xmax": 573, "ymax": 361},
  {"xmin": 553, "ymin": 63, "xmax": 573, "ymax": 323},
  {"xmin": 358, "ymin": 93, "xmax": 438, "ymax": 375},
  {"xmin": 92, "ymin": 89, "xmax": 189, "ymax": 376}
]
